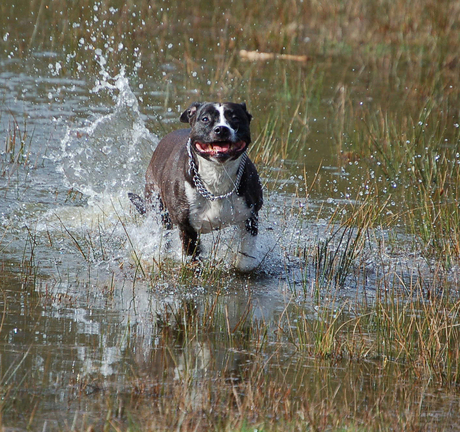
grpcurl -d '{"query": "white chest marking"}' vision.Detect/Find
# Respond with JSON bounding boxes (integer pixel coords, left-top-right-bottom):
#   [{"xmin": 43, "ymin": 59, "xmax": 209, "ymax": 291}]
[
  {"xmin": 185, "ymin": 178, "xmax": 251, "ymax": 234},
  {"xmin": 197, "ymin": 155, "xmax": 240, "ymax": 190}
]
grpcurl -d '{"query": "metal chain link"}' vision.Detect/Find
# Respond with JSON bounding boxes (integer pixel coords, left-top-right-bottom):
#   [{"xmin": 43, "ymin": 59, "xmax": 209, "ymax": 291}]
[{"xmin": 186, "ymin": 138, "xmax": 248, "ymax": 201}]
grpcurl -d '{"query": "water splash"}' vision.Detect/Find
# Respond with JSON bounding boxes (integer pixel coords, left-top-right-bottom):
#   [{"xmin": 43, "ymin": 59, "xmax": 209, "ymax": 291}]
[{"xmin": 56, "ymin": 66, "xmax": 156, "ymax": 200}]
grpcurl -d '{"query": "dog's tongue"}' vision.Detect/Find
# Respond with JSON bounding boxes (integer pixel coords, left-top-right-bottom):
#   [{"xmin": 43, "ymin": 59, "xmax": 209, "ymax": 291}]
[
  {"xmin": 212, "ymin": 143, "xmax": 230, "ymax": 152},
  {"xmin": 196, "ymin": 142, "xmax": 229, "ymax": 153},
  {"xmin": 196, "ymin": 141, "xmax": 245, "ymax": 154}
]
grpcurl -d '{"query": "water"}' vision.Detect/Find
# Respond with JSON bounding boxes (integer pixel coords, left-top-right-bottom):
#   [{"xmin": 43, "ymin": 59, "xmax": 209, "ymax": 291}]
[
  {"xmin": 0, "ymin": 51, "xmax": 304, "ymax": 428},
  {"xmin": 1, "ymin": 11, "xmax": 460, "ymax": 430}
]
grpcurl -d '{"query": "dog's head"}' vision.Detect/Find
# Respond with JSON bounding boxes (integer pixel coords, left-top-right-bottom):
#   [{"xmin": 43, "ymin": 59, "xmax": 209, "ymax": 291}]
[{"xmin": 180, "ymin": 102, "xmax": 252, "ymax": 162}]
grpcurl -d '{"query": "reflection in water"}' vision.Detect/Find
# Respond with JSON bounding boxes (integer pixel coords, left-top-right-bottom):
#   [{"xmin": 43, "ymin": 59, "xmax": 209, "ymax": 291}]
[
  {"xmin": 0, "ymin": 262, "xmax": 286, "ymax": 428},
  {"xmin": 3, "ymin": 264, "xmax": 458, "ymax": 430}
]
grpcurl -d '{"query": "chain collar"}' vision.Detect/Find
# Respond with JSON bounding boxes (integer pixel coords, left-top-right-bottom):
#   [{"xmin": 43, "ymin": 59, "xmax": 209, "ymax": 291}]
[{"xmin": 186, "ymin": 138, "xmax": 248, "ymax": 201}]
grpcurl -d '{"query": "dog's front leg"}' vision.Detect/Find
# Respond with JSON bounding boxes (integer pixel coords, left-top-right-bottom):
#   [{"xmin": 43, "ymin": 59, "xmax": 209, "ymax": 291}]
[
  {"xmin": 235, "ymin": 214, "xmax": 259, "ymax": 272},
  {"xmin": 179, "ymin": 223, "xmax": 201, "ymax": 258}
]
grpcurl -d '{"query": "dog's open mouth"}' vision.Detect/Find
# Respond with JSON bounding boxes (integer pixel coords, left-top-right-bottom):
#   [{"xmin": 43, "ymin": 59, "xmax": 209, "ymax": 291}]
[{"xmin": 195, "ymin": 141, "xmax": 247, "ymax": 156}]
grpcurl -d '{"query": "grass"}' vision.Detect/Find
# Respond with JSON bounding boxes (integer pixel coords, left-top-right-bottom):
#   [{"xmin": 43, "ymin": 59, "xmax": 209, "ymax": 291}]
[
  {"xmin": 286, "ymin": 281, "xmax": 460, "ymax": 386},
  {"xmin": 341, "ymin": 99, "xmax": 460, "ymax": 268},
  {"xmin": 1, "ymin": 112, "xmax": 32, "ymax": 177},
  {"xmin": 2, "ymin": 0, "xmax": 460, "ymax": 430}
]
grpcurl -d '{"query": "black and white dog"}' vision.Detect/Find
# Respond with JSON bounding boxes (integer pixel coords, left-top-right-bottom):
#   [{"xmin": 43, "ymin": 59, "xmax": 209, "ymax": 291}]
[{"xmin": 129, "ymin": 102, "xmax": 263, "ymax": 271}]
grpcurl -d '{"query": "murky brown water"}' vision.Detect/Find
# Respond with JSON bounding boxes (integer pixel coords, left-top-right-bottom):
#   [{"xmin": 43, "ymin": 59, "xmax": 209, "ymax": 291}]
[{"xmin": 1, "ymin": 1, "xmax": 460, "ymax": 430}]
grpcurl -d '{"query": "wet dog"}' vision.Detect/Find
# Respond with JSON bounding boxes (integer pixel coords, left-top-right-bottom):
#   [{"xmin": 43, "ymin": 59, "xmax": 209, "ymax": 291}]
[{"xmin": 129, "ymin": 102, "xmax": 263, "ymax": 271}]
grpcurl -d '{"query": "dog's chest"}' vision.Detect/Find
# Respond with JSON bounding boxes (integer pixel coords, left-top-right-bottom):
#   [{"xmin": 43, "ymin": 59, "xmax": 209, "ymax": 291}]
[{"xmin": 184, "ymin": 183, "xmax": 251, "ymax": 233}]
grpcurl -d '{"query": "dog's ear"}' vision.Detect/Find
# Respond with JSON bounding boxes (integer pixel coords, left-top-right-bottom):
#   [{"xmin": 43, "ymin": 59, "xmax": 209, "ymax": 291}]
[
  {"xmin": 240, "ymin": 102, "xmax": 252, "ymax": 123},
  {"xmin": 180, "ymin": 102, "xmax": 202, "ymax": 125}
]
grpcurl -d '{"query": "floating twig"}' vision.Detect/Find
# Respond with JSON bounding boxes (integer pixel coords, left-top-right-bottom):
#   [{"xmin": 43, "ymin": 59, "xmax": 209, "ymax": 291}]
[{"xmin": 239, "ymin": 49, "xmax": 308, "ymax": 62}]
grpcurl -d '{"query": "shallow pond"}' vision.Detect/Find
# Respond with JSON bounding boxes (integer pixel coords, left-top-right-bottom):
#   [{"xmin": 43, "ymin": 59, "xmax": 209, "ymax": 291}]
[{"xmin": 1, "ymin": 1, "xmax": 460, "ymax": 430}]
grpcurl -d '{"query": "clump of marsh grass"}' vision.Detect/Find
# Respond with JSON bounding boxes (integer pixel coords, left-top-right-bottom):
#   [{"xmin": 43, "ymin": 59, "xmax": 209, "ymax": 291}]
[
  {"xmin": 294, "ymin": 189, "xmax": 391, "ymax": 296},
  {"xmin": 372, "ymin": 286, "xmax": 460, "ymax": 386},
  {"xmin": 346, "ymin": 102, "xmax": 460, "ymax": 268},
  {"xmin": 284, "ymin": 274, "xmax": 460, "ymax": 387},
  {"xmin": 1, "ymin": 112, "xmax": 32, "ymax": 176},
  {"xmin": 311, "ymin": 225, "xmax": 365, "ymax": 289}
]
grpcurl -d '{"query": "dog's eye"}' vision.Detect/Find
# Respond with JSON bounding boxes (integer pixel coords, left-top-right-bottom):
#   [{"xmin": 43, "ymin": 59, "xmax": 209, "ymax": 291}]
[{"xmin": 201, "ymin": 116, "xmax": 209, "ymax": 123}]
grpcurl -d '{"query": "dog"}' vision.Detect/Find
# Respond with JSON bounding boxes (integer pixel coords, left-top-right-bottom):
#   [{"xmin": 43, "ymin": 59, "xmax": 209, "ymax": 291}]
[{"xmin": 129, "ymin": 102, "xmax": 263, "ymax": 272}]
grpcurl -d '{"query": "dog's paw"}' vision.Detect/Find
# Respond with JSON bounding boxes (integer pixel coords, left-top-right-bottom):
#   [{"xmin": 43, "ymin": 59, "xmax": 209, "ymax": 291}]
[{"xmin": 235, "ymin": 251, "xmax": 259, "ymax": 273}]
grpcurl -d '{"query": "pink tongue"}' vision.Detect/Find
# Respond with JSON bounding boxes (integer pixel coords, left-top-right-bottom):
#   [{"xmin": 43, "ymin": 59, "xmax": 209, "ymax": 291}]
[
  {"xmin": 196, "ymin": 142, "xmax": 230, "ymax": 153},
  {"xmin": 195, "ymin": 141, "xmax": 246, "ymax": 154},
  {"xmin": 213, "ymin": 144, "xmax": 229, "ymax": 152}
]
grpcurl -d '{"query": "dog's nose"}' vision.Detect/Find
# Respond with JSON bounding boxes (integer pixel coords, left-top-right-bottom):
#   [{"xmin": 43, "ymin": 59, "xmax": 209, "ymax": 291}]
[{"xmin": 214, "ymin": 125, "xmax": 230, "ymax": 137}]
